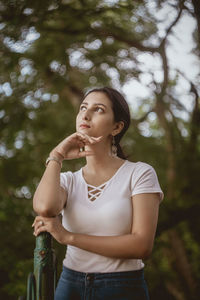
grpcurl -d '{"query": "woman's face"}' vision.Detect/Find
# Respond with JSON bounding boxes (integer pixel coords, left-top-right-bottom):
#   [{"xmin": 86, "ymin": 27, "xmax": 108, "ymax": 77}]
[{"xmin": 76, "ymin": 92, "xmax": 121, "ymax": 139}]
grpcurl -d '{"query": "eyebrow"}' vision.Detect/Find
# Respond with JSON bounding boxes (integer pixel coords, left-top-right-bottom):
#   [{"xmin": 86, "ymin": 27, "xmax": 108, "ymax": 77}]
[{"xmin": 81, "ymin": 101, "xmax": 107, "ymax": 108}]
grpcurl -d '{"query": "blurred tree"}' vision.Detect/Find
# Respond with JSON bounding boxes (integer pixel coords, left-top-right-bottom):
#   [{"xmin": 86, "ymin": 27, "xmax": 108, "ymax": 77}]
[{"xmin": 0, "ymin": 0, "xmax": 199, "ymax": 299}]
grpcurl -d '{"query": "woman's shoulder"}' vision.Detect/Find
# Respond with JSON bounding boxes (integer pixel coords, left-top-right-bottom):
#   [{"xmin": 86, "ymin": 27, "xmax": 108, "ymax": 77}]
[
  {"xmin": 124, "ymin": 160, "xmax": 160, "ymax": 180},
  {"xmin": 125, "ymin": 160, "xmax": 154, "ymax": 171},
  {"xmin": 60, "ymin": 168, "xmax": 82, "ymax": 190}
]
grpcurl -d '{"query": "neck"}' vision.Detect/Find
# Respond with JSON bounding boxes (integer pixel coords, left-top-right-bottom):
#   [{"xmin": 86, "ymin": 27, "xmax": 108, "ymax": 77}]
[{"xmin": 84, "ymin": 141, "xmax": 120, "ymax": 173}]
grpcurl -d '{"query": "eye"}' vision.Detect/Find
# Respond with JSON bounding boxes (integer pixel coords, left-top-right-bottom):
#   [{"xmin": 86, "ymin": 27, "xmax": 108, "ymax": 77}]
[
  {"xmin": 80, "ymin": 105, "xmax": 87, "ymax": 111},
  {"xmin": 95, "ymin": 107, "xmax": 104, "ymax": 113}
]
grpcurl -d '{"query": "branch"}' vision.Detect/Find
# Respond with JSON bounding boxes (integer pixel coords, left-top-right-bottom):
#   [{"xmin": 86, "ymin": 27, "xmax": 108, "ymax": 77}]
[
  {"xmin": 41, "ymin": 24, "xmax": 159, "ymax": 54},
  {"xmin": 177, "ymin": 70, "xmax": 200, "ymax": 152},
  {"xmin": 159, "ymin": 0, "xmax": 185, "ymax": 47},
  {"xmin": 168, "ymin": 105, "xmax": 185, "ymax": 144},
  {"xmin": 131, "ymin": 109, "xmax": 154, "ymax": 126},
  {"xmin": 158, "ymin": 43, "xmax": 169, "ymax": 98},
  {"xmin": 192, "ymin": 0, "xmax": 200, "ymax": 49},
  {"xmin": 91, "ymin": 28, "xmax": 159, "ymax": 53},
  {"xmin": 157, "ymin": 1, "xmax": 185, "ymax": 96},
  {"xmin": 189, "ymin": 82, "xmax": 200, "ymax": 152},
  {"xmin": 169, "ymin": 95, "xmax": 187, "ymax": 112}
]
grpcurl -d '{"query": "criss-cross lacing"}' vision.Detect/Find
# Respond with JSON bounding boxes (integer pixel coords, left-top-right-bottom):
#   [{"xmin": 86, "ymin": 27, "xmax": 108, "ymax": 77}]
[{"xmin": 87, "ymin": 183, "xmax": 107, "ymax": 201}]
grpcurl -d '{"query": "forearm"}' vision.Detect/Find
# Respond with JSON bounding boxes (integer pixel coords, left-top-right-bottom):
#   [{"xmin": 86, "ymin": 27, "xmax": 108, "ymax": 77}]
[
  {"xmin": 65, "ymin": 232, "xmax": 152, "ymax": 259},
  {"xmin": 33, "ymin": 161, "xmax": 64, "ymax": 217},
  {"xmin": 33, "ymin": 132, "xmax": 101, "ymax": 217}
]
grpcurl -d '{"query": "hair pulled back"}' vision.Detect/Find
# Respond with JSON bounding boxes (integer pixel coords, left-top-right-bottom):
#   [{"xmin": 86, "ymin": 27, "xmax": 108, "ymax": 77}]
[{"xmin": 83, "ymin": 87, "xmax": 131, "ymax": 159}]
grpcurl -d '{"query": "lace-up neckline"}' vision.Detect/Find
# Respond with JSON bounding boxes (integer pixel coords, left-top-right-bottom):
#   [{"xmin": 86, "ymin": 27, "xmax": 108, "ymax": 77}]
[
  {"xmin": 81, "ymin": 160, "xmax": 127, "ymax": 202},
  {"xmin": 87, "ymin": 183, "xmax": 107, "ymax": 201}
]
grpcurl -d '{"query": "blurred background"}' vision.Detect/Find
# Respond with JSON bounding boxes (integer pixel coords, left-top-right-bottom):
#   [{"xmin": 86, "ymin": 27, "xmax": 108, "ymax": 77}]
[{"xmin": 0, "ymin": 0, "xmax": 200, "ymax": 299}]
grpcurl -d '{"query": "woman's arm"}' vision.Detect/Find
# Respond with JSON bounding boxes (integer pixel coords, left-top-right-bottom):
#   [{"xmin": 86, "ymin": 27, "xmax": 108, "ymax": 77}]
[
  {"xmin": 33, "ymin": 133, "xmax": 102, "ymax": 217},
  {"xmin": 33, "ymin": 153, "xmax": 67, "ymax": 217},
  {"xmin": 33, "ymin": 193, "xmax": 160, "ymax": 259}
]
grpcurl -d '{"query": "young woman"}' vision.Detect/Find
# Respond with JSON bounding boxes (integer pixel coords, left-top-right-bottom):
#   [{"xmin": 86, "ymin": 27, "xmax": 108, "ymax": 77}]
[{"xmin": 32, "ymin": 87, "xmax": 164, "ymax": 300}]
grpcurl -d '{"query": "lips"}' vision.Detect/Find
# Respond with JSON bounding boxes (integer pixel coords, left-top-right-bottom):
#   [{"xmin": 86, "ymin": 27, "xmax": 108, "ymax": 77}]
[{"xmin": 80, "ymin": 124, "xmax": 90, "ymax": 128}]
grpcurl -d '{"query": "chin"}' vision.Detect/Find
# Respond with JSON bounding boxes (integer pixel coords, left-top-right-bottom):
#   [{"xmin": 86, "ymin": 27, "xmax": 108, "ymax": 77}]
[{"xmin": 78, "ymin": 128, "xmax": 92, "ymax": 134}]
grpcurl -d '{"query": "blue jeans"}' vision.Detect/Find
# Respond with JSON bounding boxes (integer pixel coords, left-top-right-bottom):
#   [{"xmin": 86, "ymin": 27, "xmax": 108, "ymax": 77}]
[{"xmin": 55, "ymin": 266, "xmax": 150, "ymax": 300}]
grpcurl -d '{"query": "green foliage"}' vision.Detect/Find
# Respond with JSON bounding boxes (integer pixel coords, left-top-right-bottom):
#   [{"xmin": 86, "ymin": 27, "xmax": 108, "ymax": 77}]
[{"xmin": 0, "ymin": 0, "xmax": 199, "ymax": 299}]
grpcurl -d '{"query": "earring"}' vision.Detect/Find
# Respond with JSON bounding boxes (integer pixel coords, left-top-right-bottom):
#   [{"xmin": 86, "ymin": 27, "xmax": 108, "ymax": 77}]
[{"xmin": 111, "ymin": 136, "xmax": 117, "ymax": 157}]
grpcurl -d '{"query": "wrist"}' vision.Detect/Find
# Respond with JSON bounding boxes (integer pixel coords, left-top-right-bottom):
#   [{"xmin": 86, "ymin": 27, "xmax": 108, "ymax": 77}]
[
  {"xmin": 46, "ymin": 156, "xmax": 62, "ymax": 168},
  {"xmin": 50, "ymin": 150, "xmax": 64, "ymax": 161},
  {"xmin": 64, "ymin": 232, "xmax": 75, "ymax": 246},
  {"xmin": 46, "ymin": 150, "xmax": 64, "ymax": 168}
]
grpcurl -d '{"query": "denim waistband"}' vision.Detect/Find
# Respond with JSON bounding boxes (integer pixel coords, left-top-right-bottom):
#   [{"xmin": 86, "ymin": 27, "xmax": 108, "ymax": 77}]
[{"xmin": 62, "ymin": 265, "xmax": 144, "ymax": 281}]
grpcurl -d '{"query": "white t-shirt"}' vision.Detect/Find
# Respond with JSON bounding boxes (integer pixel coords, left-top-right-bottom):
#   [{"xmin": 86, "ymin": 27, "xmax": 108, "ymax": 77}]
[{"xmin": 60, "ymin": 160, "xmax": 164, "ymax": 273}]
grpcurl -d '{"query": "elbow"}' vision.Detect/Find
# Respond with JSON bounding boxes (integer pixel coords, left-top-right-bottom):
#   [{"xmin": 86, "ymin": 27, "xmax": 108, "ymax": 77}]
[
  {"xmin": 33, "ymin": 206, "xmax": 52, "ymax": 217},
  {"xmin": 33, "ymin": 192, "xmax": 61, "ymax": 217},
  {"xmin": 126, "ymin": 246, "xmax": 152, "ymax": 260},
  {"xmin": 130, "ymin": 234, "xmax": 153, "ymax": 259},
  {"xmin": 140, "ymin": 242, "xmax": 153, "ymax": 259},
  {"xmin": 33, "ymin": 207, "xmax": 57, "ymax": 217},
  {"xmin": 33, "ymin": 201, "xmax": 59, "ymax": 217},
  {"xmin": 140, "ymin": 247, "xmax": 152, "ymax": 259}
]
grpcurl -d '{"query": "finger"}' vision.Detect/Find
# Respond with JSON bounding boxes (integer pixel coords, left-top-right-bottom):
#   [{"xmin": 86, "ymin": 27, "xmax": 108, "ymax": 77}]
[
  {"xmin": 32, "ymin": 216, "xmax": 41, "ymax": 227},
  {"xmin": 33, "ymin": 217, "xmax": 50, "ymax": 231},
  {"xmin": 34, "ymin": 225, "xmax": 47, "ymax": 236},
  {"xmin": 76, "ymin": 132, "xmax": 87, "ymax": 140},
  {"xmin": 33, "ymin": 216, "xmax": 44, "ymax": 222},
  {"xmin": 76, "ymin": 132, "xmax": 93, "ymax": 143},
  {"xmin": 39, "ymin": 220, "xmax": 45, "ymax": 226},
  {"xmin": 32, "ymin": 218, "xmax": 43, "ymax": 227},
  {"xmin": 76, "ymin": 133, "xmax": 101, "ymax": 145},
  {"xmin": 34, "ymin": 220, "xmax": 48, "ymax": 235},
  {"xmin": 77, "ymin": 132, "xmax": 103, "ymax": 142},
  {"xmin": 34, "ymin": 216, "xmax": 52, "ymax": 223},
  {"xmin": 33, "ymin": 220, "xmax": 45, "ymax": 232},
  {"xmin": 77, "ymin": 141, "xmax": 85, "ymax": 148},
  {"xmin": 90, "ymin": 136, "xmax": 103, "ymax": 143},
  {"xmin": 78, "ymin": 150, "xmax": 95, "ymax": 158}
]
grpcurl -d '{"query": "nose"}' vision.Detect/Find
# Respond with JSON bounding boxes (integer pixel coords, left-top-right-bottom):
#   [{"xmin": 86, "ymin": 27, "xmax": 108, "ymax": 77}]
[{"xmin": 82, "ymin": 109, "xmax": 91, "ymax": 121}]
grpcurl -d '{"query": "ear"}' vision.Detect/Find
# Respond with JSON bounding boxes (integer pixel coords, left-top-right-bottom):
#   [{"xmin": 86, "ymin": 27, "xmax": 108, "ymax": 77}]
[{"xmin": 112, "ymin": 121, "xmax": 124, "ymax": 136}]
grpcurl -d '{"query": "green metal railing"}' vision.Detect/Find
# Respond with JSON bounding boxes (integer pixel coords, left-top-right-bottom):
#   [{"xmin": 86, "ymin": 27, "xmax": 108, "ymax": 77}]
[{"xmin": 26, "ymin": 232, "xmax": 57, "ymax": 300}]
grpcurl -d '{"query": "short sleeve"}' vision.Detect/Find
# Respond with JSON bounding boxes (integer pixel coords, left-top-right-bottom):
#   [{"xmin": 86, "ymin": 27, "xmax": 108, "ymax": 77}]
[
  {"xmin": 131, "ymin": 163, "xmax": 164, "ymax": 203},
  {"xmin": 60, "ymin": 171, "xmax": 73, "ymax": 192}
]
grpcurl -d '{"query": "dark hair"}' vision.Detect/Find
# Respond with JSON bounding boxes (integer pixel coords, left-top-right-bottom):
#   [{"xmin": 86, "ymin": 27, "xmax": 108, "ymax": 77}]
[{"xmin": 83, "ymin": 87, "xmax": 131, "ymax": 159}]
